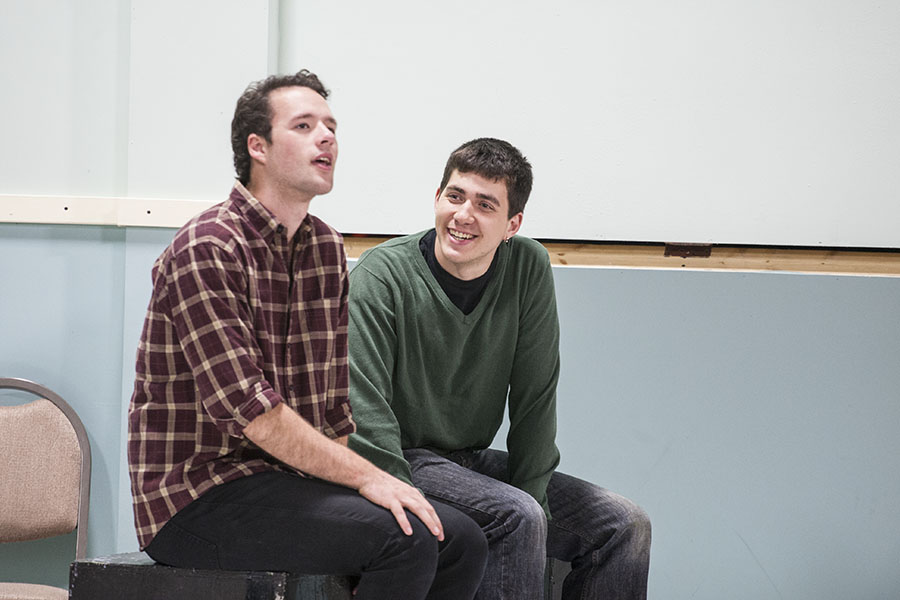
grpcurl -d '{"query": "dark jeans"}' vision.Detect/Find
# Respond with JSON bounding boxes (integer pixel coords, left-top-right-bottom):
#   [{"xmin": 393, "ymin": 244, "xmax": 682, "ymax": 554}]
[
  {"xmin": 404, "ymin": 448, "xmax": 652, "ymax": 600},
  {"xmin": 145, "ymin": 471, "xmax": 487, "ymax": 600}
]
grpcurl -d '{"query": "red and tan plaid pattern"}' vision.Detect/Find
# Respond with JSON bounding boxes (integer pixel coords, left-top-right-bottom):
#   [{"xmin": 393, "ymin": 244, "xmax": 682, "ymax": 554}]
[{"xmin": 128, "ymin": 182, "xmax": 354, "ymax": 549}]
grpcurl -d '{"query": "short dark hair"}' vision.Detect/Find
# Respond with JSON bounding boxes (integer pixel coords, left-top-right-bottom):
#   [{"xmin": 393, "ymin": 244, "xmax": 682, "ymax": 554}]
[
  {"xmin": 438, "ymin": 138, "xmax": 533, "ymax": 217},
  {"xmin": 231, "ymin": 70, "xmax": 329, "ymax": 185}
]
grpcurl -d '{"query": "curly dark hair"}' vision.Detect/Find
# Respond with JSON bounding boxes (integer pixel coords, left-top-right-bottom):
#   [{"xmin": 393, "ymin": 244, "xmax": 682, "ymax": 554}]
[
  {"xmin": 438, "ymin": 138, "xmax": 533, "ymax": 217},
  {"xmin": 231, "ymin": 70, "xmax": 330, "ymax": 185}
]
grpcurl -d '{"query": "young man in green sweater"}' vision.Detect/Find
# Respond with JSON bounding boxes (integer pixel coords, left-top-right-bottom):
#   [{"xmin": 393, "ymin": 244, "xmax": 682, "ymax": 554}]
[{"xmin": 348, "ymin": 138, "xmax": 651, "ymax": 599}]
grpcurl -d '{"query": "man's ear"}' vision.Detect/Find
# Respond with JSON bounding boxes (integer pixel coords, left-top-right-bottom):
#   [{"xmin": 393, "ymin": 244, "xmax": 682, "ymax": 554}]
[
  {"xmin": 247, "ymin": 133, "xmax": 267, "ymax": 164},
  {"xmin": 434, "ymin": 186, "xmax": 443, "ymax": 209},
  {"xmin": 506, "ymin": 212, "xmax": 524, "ymax": 239}
]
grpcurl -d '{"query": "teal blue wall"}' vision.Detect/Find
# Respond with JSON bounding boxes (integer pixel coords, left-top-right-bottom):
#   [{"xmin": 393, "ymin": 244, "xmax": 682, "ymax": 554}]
[
  {"xmin": 550, "ymin": 268, "xmax": 900, "ymax": 599},
  {"xmin": 2, "ymin": 223, "xmax": 899, "ymax": 598},
  {"xmin": 1, "ymin": 224, "xmax": 127, "ymax": 588}
]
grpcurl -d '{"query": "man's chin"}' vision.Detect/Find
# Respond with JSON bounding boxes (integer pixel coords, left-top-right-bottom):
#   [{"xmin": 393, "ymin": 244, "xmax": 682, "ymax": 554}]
[{"xmin": 308, "ymin": 180, "xmax": 334, "ymax": 196}]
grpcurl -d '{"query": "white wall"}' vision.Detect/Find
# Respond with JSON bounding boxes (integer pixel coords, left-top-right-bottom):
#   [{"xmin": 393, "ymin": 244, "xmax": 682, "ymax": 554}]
[
  {"xmin": 4, "ymin": 1, "xmax": 899, "ymax": 247},
  {"xmin": 281, "ymin": 0, "xmax": 900, "ymax": 247},
  {"xmin": 0, "ymin": 0, "xmax": 128, "ymax": 196},
  {"xmin": 126, "ymin": 0, "xmax": 273, "ymax": 200}
]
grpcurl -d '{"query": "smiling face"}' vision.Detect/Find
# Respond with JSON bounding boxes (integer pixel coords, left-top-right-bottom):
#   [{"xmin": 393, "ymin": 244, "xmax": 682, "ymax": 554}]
[
  {"xmin": 248, "ymin": 86, "xmax": 338, "ymax": 201},
  {"xmin": 433, "ymin": 170, "xmax": 523, "ymax": 281}
]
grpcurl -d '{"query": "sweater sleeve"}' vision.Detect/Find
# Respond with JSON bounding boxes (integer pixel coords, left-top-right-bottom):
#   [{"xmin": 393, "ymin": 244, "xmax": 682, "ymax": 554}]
[
  {"xmin": 505, "ymin": 245, "xmax": 561, "ymax": 517},
  {"xmin": 346, "ymin": 260, "xmax": 415, "ymax": 485}
]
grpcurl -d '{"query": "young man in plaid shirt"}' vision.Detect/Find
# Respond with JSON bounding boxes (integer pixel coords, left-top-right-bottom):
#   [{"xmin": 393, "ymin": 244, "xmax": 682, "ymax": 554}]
[{"xmin": 127, "ymin": 71, "xmax": 486, "ymax": 600}]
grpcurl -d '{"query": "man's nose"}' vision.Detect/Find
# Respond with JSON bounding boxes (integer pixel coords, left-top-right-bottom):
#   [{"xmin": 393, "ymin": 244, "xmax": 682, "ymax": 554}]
[
  {"xmin": 316, "ymin": 122, "xmax": 335, "ymax": 144},
  {"xmin": 455, "ymin": 200, "xmax": 475, "ymax": 222}
]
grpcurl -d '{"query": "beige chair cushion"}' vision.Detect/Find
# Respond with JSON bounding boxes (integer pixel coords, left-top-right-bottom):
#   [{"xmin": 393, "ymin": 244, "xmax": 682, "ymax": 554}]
[
  {"xmin": 0, "ymin": 582, "xmax": 68, "ymax": 600},
  {"xmin": 0, "ymin": 399, "xmax": 81, "ymax": 542}
]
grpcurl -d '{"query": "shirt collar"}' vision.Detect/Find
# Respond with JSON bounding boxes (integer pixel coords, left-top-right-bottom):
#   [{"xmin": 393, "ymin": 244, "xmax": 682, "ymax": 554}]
[{"xmin": 229, "ymin": 180, "xmax": 312, "ymax": 243}]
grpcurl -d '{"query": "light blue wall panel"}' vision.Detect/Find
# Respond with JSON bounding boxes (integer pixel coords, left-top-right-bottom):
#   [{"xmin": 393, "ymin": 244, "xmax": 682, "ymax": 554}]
[
  {"xmin": 551, "ymin": 267, "xmax": 900, "ymax": 599},
  {"xmin": 0, "ymin": 223, "xmax": 127, "ymax": 588},
  {"xmin": 115, "ymin": 227, "xmax": 180, "ymax": 553}
]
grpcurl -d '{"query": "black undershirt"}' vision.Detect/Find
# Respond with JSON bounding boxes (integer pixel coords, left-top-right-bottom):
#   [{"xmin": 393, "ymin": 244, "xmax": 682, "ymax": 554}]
[{"xmin": 420, "ymin": 229, "xmax": 498, "ymax": 315}]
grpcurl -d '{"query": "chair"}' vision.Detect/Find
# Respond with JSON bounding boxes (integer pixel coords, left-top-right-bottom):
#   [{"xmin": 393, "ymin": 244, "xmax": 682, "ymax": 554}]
[{"xmin": 0, "ymin": 378, "xmax": 92, "ymax": 600}]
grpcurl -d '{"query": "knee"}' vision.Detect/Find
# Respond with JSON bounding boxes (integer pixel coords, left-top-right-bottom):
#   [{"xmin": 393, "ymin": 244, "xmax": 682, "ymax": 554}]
[
  {"xmin": 359, "ymin": 518, "xmax": 442, "ymax": 597},
  {"xmin": 409, "ymin": 517, "xmax": 443, "ymax": 564},
  {"xmin": 618, "ymin": 500, "xmax": 652, "ymax": 552},
  {"xmin": 502, "ymin": 492, "xmax": 548, "ymax": 543},
  {"xmin": 380, "ymin": 517, "xmax": 440, "ymax": 572},
  {"xmin": 628, "ymin": 501, "xmax": 651, "ymax": 535}
]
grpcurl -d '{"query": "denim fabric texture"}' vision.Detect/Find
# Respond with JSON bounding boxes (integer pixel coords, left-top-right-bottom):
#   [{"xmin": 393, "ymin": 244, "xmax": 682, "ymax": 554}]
[{"xmin": 404, "ymin": 448, "xmax": 651, "ymax": 600}]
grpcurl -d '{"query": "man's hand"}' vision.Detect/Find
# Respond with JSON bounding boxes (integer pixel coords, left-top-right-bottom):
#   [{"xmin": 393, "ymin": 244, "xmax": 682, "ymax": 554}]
[
  {"xmin": 357, "ymin": 470, "xmax": 444, "ymax": 541},
  {"xmin": 245, "ymin": 404, "xmax": 443, "ymax": 539}
]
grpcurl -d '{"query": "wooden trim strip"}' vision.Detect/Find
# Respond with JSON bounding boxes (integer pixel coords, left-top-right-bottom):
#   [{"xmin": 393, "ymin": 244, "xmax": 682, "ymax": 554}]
[{"xmin": 346, "ymin": 236, "xmax": 900, "ymax": 277}]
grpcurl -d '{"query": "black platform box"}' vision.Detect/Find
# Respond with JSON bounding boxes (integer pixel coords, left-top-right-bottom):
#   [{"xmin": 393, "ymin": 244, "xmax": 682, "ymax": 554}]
[{"xmin": 69, "ymin": 552, "xmax": 352, "ymax": 600}]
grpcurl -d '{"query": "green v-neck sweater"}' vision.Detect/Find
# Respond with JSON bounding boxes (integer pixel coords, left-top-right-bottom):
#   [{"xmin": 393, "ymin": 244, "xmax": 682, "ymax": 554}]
[{"xmin": 347, "ymin": 231, "xmax": 561, "ymax": 514}]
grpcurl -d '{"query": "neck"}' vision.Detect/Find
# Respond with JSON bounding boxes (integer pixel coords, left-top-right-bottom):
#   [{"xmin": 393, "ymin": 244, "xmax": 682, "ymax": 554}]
[
  {"xmin": 248, "ymin": 180, "xmax": 313, "ymax": 239},
  {"xmin": 434, "ymin": 246, "xmax": 497, "ymax": 281}
]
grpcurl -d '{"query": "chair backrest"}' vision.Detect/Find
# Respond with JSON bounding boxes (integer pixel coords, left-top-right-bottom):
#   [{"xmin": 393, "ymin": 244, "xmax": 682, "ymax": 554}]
[{"xmin": 0, "ymin": 378, "xmax": 91, "ymax": 559}]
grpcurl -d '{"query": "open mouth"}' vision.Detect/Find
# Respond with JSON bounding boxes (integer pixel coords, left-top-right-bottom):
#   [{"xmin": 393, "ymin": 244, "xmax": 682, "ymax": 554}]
[
  {"xmin": 313, "ymin": 156, "xmax": 333, "ymax": 167},
  {"xmin": 449, "ymin": 228, "xmax": 475, "ymax": 241}
]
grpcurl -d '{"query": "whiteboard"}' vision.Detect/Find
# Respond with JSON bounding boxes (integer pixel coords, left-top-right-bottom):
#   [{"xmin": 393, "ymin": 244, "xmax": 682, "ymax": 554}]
[{"xmin": 281, "ymin": 0, "xmax": 900, "ymax": 247}]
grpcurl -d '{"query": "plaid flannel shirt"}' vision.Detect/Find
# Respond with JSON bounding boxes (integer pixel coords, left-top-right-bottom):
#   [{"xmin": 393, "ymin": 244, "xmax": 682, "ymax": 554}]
[{"xmin": 128, "ymin": 181, "xmax": 355, "ymax": 549}]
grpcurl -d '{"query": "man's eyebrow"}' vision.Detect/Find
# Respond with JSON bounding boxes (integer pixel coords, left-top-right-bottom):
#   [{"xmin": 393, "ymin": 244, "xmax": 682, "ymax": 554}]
[
  {"xmin": 475, "ymin": 192, "xmax": 500, "ymax": 206},
  {"xmin": 290, "ymin": 113, "xmax": 338, "ymax": 127},
  {"xmin": 446, "ymin": 185, "xmax": 500, "ymax": 206}
]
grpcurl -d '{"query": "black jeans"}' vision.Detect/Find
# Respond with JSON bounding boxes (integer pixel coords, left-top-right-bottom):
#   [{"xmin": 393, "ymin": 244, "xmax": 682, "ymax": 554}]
[{"xmin": 145, "ymin": 471, "xmax": 487, "ymax": 600}]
